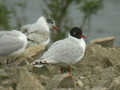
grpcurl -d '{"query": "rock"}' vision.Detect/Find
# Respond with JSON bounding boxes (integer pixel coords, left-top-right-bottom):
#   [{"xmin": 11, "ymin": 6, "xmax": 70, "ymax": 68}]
[
  {"xmin": 73, "ymin": 44, "xmax": 120, "ymax": 89},
  {"xmin": 83, "ymin": 44, "xmax": 120, "ymax": 67},
  {"xmin": 16, "ymin": 67, "xmax": 45, "ymax": 90},
  {"xmin": 0, "ymin": 66, "xmax": 45, "ymax": 90},
  {"xmin": 52, "ymin": 88, "xmax": 75, "ymax": 90},
  {"xmin": 14, "ymin": 44, "xmax": 45, "ymax": 65},
  {"xmin": 76, "ymin": 79, "xmax": 84, "ymax": 88},
  {"xmin": 39, "ymin": 75, "xmax": 50, "ymax": 86},
  {"xmin": 91, "ymin": 87, "xmax": 107, "ymax": 90},
  {"xmin": 58, "ymin": 75, "xmax": 75, "ymax": 88},
  {"xmin": 0, "ymin": 86, "xmax": 13, "ymax": 90},
  {"xmin": 108, "ymin": 76, "xmax": 120, "ymax": 90},
  {"xmin": 113, "ymin": 64, "xmax": 120, "ymax": 74},
  {"xmin": 0, "ymin": 44, "xmax": 45, "ymax": 66},
  {"xmin": 25, "ymin": 44, "xmax": 45, "ymax": 58},
  {"xmin": 0, "ymin": 40, "xmax": 120, "ymax": 90},
  {"xmin": 0, "ymin": 56, "xmax": 17, "ymax": 65},
  {"xmin": 0, "ymin": 57, "xmax": 7, "ymax": 65},
  {"xmin": 90, "ymin": 36, "xmax": 115, "ymax": 47},
  {"xmin": 0, "ymin": 68, "xmax": 15, "ymax": 88},
  {"xmin": 94, "ymin": 67, "xmax": 116, "ymax": 87},
  {"xmin": 0, "ymin": 66, "xmax": 19, "ymax": 89},
  {"xmin": 0, "ymin": 69, "xmax": 8, "ymax": 77},
  {"xmin": 52, "ymin": 88, "xmax": 74, "ymax": 90},
  {"xmin": 46, "ymin": 73, "xmax": 74, "ymax": 89}
]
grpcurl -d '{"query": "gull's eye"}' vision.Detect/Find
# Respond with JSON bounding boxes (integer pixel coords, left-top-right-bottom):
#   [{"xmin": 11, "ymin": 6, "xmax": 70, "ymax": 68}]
[
  {"xmin": 73, "ymin": 32, "xmax": 76, "ymax": 35},
  {"xmin": 47, "ymin": 19, "xmax": 53, "ymax": 24}
]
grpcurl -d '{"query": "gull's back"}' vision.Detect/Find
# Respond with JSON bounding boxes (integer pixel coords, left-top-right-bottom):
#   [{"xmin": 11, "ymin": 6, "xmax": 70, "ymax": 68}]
[
  {"xmin": 41, "ymin": 37, "xmax": 85, "ymax": 64},
  {"xmin": 0, "ymin": 30, "xmax": 27, "ymax": 56}
]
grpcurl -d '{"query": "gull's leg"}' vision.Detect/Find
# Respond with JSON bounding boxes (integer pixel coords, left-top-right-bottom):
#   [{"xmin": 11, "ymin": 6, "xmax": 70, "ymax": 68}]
[
  {"xmin": 60, "ymin": 67, "xmax": 64, "ymax": 73},
  {"xmin": 68, "ymin": 65, "xmax": 80, "ymax": 88},
  {"xmin": 68, "ymin": 65, "xmax": 77, "ymax": 85},
  {"xmin": 60, "ymin": 65, "xmax": 72, "ymax": 74},
  {"xmin": 68, "ymin": 65, "xmax": 72, "ymax": 76},
  {"xmin": 6, "ymin": 58, "xmax": 9, "ymax": 64}
]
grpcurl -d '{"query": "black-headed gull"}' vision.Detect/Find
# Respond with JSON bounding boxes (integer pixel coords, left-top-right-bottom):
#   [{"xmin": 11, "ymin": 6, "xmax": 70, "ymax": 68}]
[
  {"xmin": 32, "ymin": 27, "xmax": 86, "ymax": 74},
  {"xmin": 21, "ymin": 16, "xmax": 59, "ymax": 46},
  {"xmin": 0, "ymin": 30, "xmax": 27, "ymax": 56}
]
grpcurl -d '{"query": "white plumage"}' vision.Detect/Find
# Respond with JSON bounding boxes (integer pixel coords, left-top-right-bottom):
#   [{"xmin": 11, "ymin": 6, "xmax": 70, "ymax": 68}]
[
  {"xmin": 32, "ymin": 27, "xmax": 86, "ymax": 68},
  {"xmin": 0, "ymin": 30, "xmax": 27, "ymax": 56},
  {"xmin": 21, "ymin": 16, "xmax": 57, "ymax": 46}
]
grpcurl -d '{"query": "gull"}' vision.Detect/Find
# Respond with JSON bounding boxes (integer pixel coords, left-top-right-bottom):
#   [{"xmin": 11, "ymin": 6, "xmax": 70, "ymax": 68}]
[
  {"xmin": 32, "ymin": 27, "xmax": 86, "ymax": 74},
  {"xmin": 21, "ymin": 16, "xmax": 59, "ymax": 46},
  {"xmin": 0, "ymin": 30, "xmax": 27, "ymax": 56}
]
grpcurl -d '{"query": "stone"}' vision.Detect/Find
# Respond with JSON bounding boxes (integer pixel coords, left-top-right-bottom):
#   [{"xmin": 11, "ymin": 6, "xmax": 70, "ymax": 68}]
[
  {"xmin": 0, "ymin": 86, "xmax": 13, "ymax": 90},
  {"xmin": 91, "ymin": 87, "xmax": 107, "ymax": 90},
  {"xmin": 15, "ymin": 44, "xmax": 45, "ymax": 65},
  {"xmin": 90, "ymin": 36, "xmax": 115, "ymax": 47},
  {"xmin": 16, "ymin": 67, "xmax": 45, "ymax": 90},
  {"xmin": 76, "ymin": 79, "xmax": 84, "ymax": 87},
  {"xmin": 108, "ymin": 76, "xmax": 120, "ymax": 90},
  {"xmin": 46, "ymin": 73, "xmax": 74, "ymax": 89},
  {"xmin": 0, "ymin": 44, "xmax": 45, "ymax": 66},
  {"xmin": 0, "ymin": 69, "xmax": 8, "ymax": 77},
  {"xmin": 0, "ymin": 40, "xmax": 120, "ymax": 90},
  {"xmin": 57, "ymin": 74, "xmax": 75, "ymax": 88}
]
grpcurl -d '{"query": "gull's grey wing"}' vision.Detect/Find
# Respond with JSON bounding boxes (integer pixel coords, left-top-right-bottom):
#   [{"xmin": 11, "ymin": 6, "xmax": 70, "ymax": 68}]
[
  {"xmin": 0, "ymin": 31, "xmax": 9, "ymax": 38},
  {"xmin": 41, "ymin": 38, "xmax": 84, "ymax": 64},
  {"xmin": 27, "ymin": 32, "xmax": 49, "ymax": 43},
  {"xmin": 0, "ymin": 35, "xmax": 24, "ymax": 56}
]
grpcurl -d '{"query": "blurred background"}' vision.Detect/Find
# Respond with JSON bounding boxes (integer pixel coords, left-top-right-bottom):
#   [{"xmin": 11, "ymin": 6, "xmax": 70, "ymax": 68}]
[{"xmin": 0, "ymin": 0, "xmax": 120, "ymax": 46}]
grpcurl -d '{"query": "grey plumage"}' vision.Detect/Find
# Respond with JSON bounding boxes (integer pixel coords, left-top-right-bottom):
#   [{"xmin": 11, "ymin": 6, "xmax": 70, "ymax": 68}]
[
  {"xmin": 0, "ymin": 30, "xmax": 27, "ymax": 56},
  {"xmin": 21, "ymin": 16, "xmax": 50, "ymax": 46},
  {"xmin": 32, "ymin": 35, "xmax": 86, "ymax": 67}
]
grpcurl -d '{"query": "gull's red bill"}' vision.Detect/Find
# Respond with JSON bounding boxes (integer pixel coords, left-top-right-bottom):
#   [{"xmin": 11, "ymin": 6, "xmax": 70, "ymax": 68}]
[
  {"xmin": 53, "ymin": 26, "xmax": 59, "ymax": 31},
  {"xmin": 80, "ymin": 35, "xmax": 87, "ymax": 39}
]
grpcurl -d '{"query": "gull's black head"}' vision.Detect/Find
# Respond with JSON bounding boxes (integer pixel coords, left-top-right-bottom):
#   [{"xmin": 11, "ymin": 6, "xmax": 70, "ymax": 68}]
[{"xmin": 70, "ymin": 27, "xmax": 86, "ymax": 39}]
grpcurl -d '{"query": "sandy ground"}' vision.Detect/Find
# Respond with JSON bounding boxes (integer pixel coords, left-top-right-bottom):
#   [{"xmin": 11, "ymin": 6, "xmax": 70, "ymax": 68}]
[{"xmin": 0, "ymin": 41, "xmax": 120, "ymax": 90}]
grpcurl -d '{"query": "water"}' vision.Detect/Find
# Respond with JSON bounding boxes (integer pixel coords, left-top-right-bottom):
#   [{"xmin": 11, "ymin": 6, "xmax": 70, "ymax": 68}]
[{"xmin": 3, "ymin": 0, "xmax": 120, "ymax": 46}]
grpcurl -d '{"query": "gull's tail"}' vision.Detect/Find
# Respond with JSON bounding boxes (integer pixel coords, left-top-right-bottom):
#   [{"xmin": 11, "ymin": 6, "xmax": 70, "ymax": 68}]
[
  {"xmin": 31, "ymin": 59, "xmax": 47, "ymax": 68},
  {"xmin": 31, "ymin": 58, "xmax": 56, "ymax": 68}
]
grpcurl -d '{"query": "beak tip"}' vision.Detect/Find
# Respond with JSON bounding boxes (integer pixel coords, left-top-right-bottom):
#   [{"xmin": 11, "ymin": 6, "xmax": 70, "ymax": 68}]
[
  {"xmin": 81, "ymin": 35, "xmax": 87, "ymax": 39},
  {"xmin": 53, "ymin": 26, "xmax": 59, "ymax": 31}
]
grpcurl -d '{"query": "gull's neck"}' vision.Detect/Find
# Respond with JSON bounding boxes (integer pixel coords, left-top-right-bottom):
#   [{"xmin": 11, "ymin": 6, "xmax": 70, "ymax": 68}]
[{"xmin": 68, "ymin": 34, "xmax": 86, "ymax": 50}]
